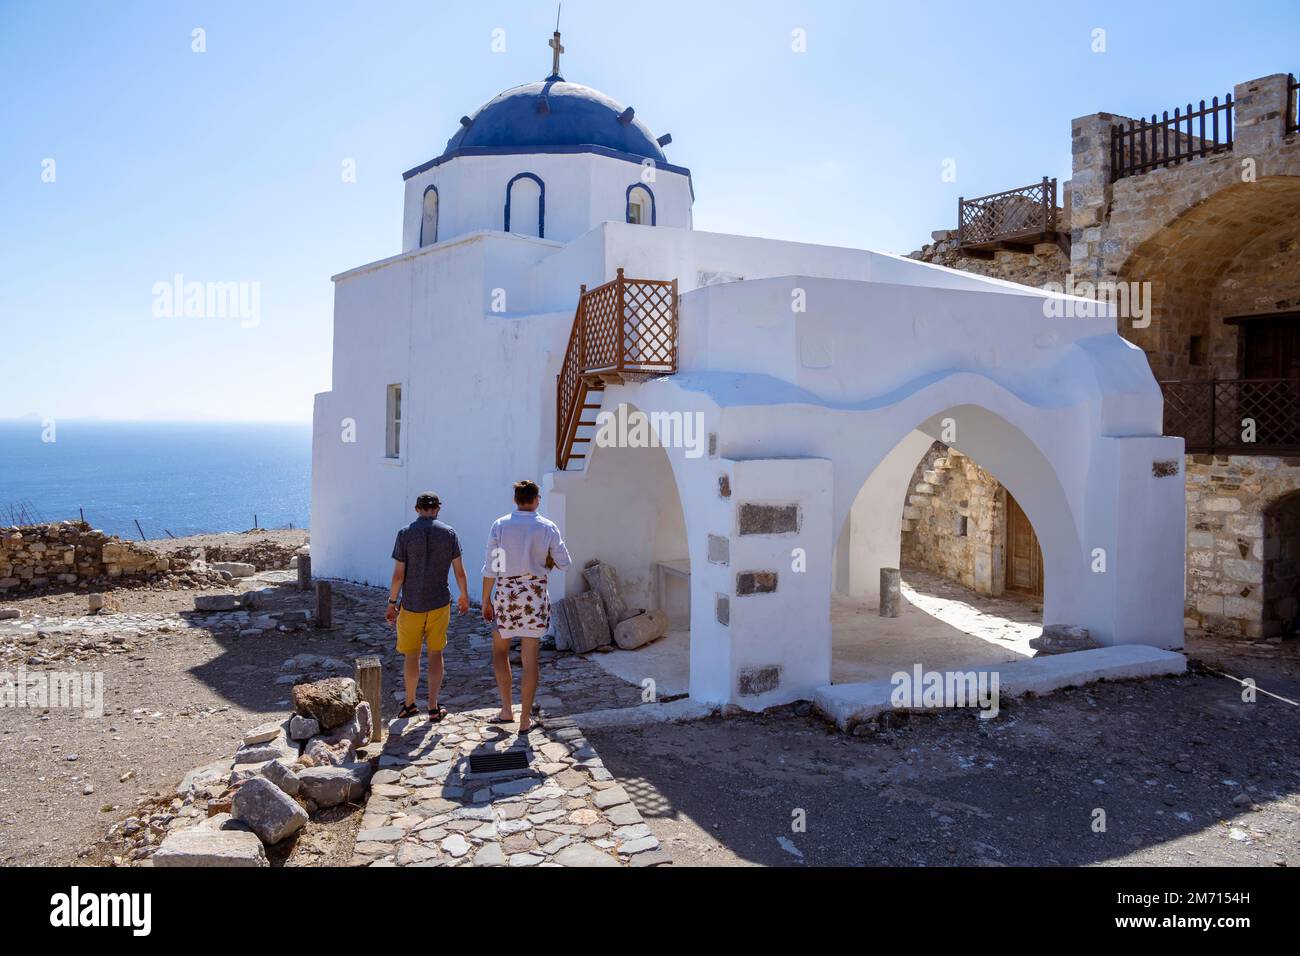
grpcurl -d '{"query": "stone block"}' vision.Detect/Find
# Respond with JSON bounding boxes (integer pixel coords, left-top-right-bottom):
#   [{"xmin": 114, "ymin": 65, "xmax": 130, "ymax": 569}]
[
  {"xmin": 292, "ymin": 676, "xmax": 359, "ymax": 730},
  {"xmin": 298, "ymin": 762, "xmax": 372, "ymax": 808},
  {"xmin": 565, "ymin": 590, "xmax": 612, "ymax": 653},
  {"xmin": 231, "ymin": 777, "xmax": 308, "ymax": 844},
  {"xmin": 706, "ymin": 534, "xmax": 729, "ymax": 565},
  {"xmin": 213, "ymin": 561, "xmax": 256, "ymax": 578},
  {"xmin": 233, "ymin": 722, "xmax": 298, "ymax": 765},
  {"xmin": 715, "ymin": 593, "xmax": 730, "ymax": 626},
  {"xmin": 288, "ymin": 715, "xmax": 319, "ymax": 741},
  {"xmin": 737, "ymin": 503, "xmax": 799, "ymax": 535},
  {"xmin": 1029, "ymin": 625, "xmax": 1101, "ymax": 656},
  {"xmin": 261, "ymin": 758, "xmax": 301, "ymax": 797},
  {"xmin": 583, "ymin": 562, "xmax": 632, "ymax": 627},
  {"xmin": 736, "ymin": 571, "xmax": 777, "ymax": 595},
  {"xmin": 737, "ymin": 665, "xmax": 781, "ymax": 697},
  {"xmin": 153, "ymin": 827, "xmax": 268, "ymax": 867},
  {"xmin": 195, "ymin": 594, "xmax": 239, "ymax": 612}
]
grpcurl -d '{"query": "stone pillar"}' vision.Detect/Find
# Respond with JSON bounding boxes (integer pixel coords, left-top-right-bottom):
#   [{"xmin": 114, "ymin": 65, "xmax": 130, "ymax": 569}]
[
  {"xmin": 1069, "ymin": 112, "xmax": 1125, "ymax": 284},
  {"xmin": 879, "ymin": 568, "xmax": 901, "ymax": 617},
  {"xmin": 1233, "ymin": 74, "xmax": 1292, "ymax": 168}
]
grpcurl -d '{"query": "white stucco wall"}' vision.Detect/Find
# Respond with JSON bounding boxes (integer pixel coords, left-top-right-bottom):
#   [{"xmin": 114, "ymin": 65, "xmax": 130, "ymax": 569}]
[
  {"xmin": 313, "ymin": 210, "xmax": 1186, "ymax": 709},
  {"xmin": 402, "ymin": 154, "xmax": 692, "ymax": 250}
]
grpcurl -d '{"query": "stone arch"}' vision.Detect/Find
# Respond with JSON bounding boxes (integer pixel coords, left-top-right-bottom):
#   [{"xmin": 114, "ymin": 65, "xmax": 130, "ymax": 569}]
[
  {"xmin": 833, "ymin": 402, "xmax": 1084, "ymax": 629},
  {"xmin": 1117, "ymin": 175, "xmax": 1300, "ymax": 380}
]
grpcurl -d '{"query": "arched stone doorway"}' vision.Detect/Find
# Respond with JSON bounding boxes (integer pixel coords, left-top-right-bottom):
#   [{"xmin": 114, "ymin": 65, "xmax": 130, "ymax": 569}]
[
  {"xmin": 1263, "ymin": 491, "xmax": 1300, "ymax": 639},
  {"xmin": 1120, "ymin": 176, "xmax": 1300, "ymax": 382}
]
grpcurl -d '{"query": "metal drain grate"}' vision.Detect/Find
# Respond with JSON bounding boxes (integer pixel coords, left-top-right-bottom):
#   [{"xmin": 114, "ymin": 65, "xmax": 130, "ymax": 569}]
[{"xmin": 468, "ymin": 750, "xmax": 531, "ymax": 773}]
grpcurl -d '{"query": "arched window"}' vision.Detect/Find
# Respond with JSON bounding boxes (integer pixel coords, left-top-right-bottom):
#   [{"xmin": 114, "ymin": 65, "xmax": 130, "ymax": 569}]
[
  {"xmin": 419, "ymin": 186, "xmax": 439, "ymax": 247},
  {"xmin": 626, "ymin": 183, "xmax": 656, "ymax": 226},
  {"xmin": 504, "ymin": 173, "xmax": 545, "ymax": 238}
]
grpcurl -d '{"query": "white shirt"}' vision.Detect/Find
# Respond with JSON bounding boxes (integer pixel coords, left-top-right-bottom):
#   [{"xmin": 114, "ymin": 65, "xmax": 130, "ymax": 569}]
[{"xmin": 481, "ymin": 509, "xmax": 572, "ymax": 579}]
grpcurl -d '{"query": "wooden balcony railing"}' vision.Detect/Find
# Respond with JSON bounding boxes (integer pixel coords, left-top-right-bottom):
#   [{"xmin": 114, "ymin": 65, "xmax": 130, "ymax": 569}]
[
  {"xmin": 555, "ymin": 269, "xmax": 678, "ymax": 470},
  {"xmin": 1161, "ymin": 378, "xmax": 1300, "ymax": 455},
  {"xmin": 957, "ymin": 177, "xmax": 1062, "ymax": 254},
  {"xmin": 1110, "ymin": 94, "xmax": 1234, "ymax": 182}
]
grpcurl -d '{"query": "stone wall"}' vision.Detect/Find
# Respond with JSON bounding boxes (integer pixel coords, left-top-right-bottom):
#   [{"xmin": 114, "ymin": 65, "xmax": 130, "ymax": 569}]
[
  {"xmin": 0, "ymin": 522, "xmax": 173, "ymax": 593},
  {"xmin": 907, "ymin": 232, "xmax": 1069, "ymax": 289},
  {"xmin": 899, "ymin": 443, "xmax": 1005, "ymax": 595},
  {"xmin": 1185, "ymin": 455, "xmax": 1300, "ymax": 638}
]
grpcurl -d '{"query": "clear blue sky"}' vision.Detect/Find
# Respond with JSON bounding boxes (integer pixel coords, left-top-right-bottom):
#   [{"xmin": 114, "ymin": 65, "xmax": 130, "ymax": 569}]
[{"xmin": 2, "ymin": 0, "xmax": 1296, "ymax": 422}]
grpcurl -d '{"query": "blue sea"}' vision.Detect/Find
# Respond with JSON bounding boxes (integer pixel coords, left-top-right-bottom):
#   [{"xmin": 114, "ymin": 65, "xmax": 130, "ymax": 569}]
[{"xmin": 0, "ymin": 420, "xmax": 311, "ymax": 539}]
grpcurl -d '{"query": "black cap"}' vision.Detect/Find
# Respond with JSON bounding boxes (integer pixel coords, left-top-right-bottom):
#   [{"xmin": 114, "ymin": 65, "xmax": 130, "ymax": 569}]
[{"xmin": 415, "ymin": 492, "xmax": 440, "ymax": 510}]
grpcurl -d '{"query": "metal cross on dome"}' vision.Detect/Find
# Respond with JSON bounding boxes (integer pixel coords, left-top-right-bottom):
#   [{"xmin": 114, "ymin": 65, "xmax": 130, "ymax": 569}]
[{"xmin": 548, "ymin": 30, "xmax": 564, "ymax": 79}]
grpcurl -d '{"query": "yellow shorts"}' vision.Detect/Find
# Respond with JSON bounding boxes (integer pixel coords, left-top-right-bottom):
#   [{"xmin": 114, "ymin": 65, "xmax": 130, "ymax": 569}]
[{"xmin": 396, "ymin": 605, "xmax": 450, "ymax": 655}]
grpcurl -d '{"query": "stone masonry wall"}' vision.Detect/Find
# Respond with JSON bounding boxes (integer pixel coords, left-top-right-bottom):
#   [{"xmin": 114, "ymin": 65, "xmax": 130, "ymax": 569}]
[
  {"xmin": 900, "ymin": 443, "xmax": 1005, "ymax": 595},
  {"xmin": 1185, "ymin": 455, "xmax": 1300, "ymax": 639},
  {"xmin": 908, "ymin": 233, "xmax": 1070, "ymax": 289},
  {"xmin": 0, "ymin": 522, "xmax": 173, "ymax": 593}
]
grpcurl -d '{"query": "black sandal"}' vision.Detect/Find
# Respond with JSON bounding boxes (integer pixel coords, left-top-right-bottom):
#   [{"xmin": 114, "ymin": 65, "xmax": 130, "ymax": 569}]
[
  {"xmin": 397, "ymin": 702, "xmax": 419, "ymax": 719},
  {"xmin": 428, "ymin": 705, "xmax": 448, "ymax": 722}
]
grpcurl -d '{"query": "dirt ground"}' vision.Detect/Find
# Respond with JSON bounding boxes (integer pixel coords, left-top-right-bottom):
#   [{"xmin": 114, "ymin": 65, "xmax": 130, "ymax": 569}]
[
  {"xmin": 587, "ymin": 639, "xmax": 1300, "ymax": 866},
  {"xmin": 2, "ymin": 531, "xmax": 1297, "ymax": 867}
]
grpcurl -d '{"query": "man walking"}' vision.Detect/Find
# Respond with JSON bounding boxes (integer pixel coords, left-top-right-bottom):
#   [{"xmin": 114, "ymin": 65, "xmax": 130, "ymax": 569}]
[
  {"xmin": 481, "ymin": 479, "xmax": 571, "ymax": 733},
  {"xmin": 386, "ymin": 492, "xmax": 469, "ymax": 721}
]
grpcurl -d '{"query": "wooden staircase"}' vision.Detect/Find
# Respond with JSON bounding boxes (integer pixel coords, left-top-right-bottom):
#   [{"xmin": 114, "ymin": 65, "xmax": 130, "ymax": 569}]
[{"xmin": 555, "ymin": 269, "xmax": 679, "ymax": 471}]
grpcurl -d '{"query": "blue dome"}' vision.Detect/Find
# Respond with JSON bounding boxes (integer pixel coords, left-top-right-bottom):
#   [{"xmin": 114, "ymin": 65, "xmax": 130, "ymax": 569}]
[{"xmin": 439, "ymin": 78, "xmax": 667, "ymax": 163}]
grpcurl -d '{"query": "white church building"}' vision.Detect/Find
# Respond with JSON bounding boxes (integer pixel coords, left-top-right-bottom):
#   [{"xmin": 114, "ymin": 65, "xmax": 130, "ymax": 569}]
[{"xmin": 312, "ymin": 39, "xmax": 1187, "ymax": 711}]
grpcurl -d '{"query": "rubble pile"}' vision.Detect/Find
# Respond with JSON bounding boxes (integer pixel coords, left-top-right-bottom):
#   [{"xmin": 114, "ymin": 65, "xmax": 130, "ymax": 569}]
[{"xmin": 127, "ymin": 676, "xmax": 377, "ymax": 867}]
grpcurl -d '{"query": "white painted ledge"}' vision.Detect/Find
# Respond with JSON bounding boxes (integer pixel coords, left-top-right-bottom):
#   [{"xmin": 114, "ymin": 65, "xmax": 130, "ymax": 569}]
[
  {"xmin": 814, "ymin": 645, "xmax": 1188, "ymax": 731},
  {"xmin": 570, "ymin": 697, "xmax": 714, "ymax": 731}
]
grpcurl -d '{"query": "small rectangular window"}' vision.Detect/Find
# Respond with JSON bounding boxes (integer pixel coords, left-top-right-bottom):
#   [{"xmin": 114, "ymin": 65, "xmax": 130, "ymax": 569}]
[
  {"xmin": 386, "ymin": 384, "xmax": 402, "ymax": 459},
  {"xmin": 956, "ymin": 515, "xmax": 969, "ymax": 537},
  {"xmin": 1188, "ymin": 335, "xmax": 1206, "ymax": 367},
  {"xmin": 628, "ymin": 201, "xmax": 644, "ymax": 225}
]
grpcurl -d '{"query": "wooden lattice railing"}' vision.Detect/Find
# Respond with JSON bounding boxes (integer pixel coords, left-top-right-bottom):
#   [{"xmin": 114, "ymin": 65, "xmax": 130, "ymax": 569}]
[
  {"xmin": 555, "ymin": 269, "xmax": 679, "ymax": 470},
  {"xmin": 1162, "ymin": 378, "xmax": 1300, "ymax": 454},
  {"xmin": 958, "ymin": 178, "xmax": 1058, "ymax": 248}
]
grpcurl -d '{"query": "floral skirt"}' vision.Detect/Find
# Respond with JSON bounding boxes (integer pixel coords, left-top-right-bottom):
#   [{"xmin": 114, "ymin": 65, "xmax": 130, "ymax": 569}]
[{"xmin": 492, "ymin": 573, "xmax": 551, "ymax": 639}]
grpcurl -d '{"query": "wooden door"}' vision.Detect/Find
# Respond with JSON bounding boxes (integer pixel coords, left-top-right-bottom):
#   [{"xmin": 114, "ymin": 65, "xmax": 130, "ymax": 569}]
[
  {"xmin": 1004, "ymin": 492, "xmax": 1043, "ymax": 597},
  {"xmin": 1241, "ymin": 315, "xmax": 1300, "ymax": 380}
]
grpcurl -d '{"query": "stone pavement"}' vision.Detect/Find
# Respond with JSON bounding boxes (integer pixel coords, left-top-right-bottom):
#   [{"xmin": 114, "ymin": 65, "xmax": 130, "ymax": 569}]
[{"xmin": 349, "ymin": 709, "xmax": 671, "ymax": 867}]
